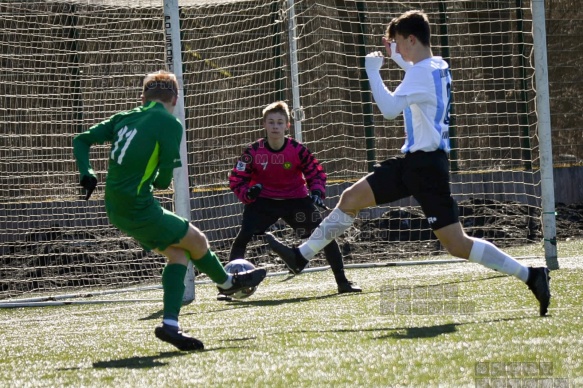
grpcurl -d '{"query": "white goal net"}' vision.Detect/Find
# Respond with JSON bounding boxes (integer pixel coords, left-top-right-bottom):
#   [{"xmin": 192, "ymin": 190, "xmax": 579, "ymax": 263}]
[{"xmin": 0, "ymin": 0, "xmax": 547, "ymax": 300}]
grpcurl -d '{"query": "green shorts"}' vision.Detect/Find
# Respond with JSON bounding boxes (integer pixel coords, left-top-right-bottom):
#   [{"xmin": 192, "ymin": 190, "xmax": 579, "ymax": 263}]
[{"xmin": 107, "ymin": 201, "xmax": 189, "ymax": 251}]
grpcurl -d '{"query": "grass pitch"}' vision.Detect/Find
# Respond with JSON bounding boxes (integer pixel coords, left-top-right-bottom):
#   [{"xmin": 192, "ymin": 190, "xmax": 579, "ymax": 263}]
[{"xmin": 1, "ymin": 241, "xmax": 582, "ymax": 387}]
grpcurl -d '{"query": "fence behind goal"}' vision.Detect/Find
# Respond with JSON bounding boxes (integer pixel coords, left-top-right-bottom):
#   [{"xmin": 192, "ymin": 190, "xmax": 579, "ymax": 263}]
[{"xmin": 0, "ymin": 0, "xmax": 558, "ymax": 300}]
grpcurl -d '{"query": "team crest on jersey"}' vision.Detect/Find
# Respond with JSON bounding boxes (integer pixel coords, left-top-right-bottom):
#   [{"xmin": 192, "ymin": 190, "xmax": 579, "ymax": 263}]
[
  {"xmin": 236, "ymin": 161, "xmax": 246, "ymax": 171},
  {"xmin": 283, "ymin": 162, "xmax": 292, "ymax": 169}
]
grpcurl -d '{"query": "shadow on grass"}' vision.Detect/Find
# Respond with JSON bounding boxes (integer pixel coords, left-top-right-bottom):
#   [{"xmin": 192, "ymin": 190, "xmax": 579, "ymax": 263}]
[
  {"xmin": 137, "ymin": 274, "xmax": 510, "ymax": 323},
  {"xmin": 296, "ymin": 323, "xmax": 456, "ymax": 339},
  {"xmin": 296, "ymin": 315, "xmax": 534, "ymax": 340},
  {"xmin": 216, "ymin": 336, "xmax": 257, "ymax": 342},
  {"xmin": 139, "ymin": 303, "xmax": 254, "ymax": 322},
  {"xmin": 383, "ymin": 323, "xmax": 457, "ymax": 339},
  {"xmin": 225, "ymin": 292, "xmax": 342, "ymax": 307},
  {"xmin": 379, "ymin": 315, "xmax": 537, "ymax": 339},
  {"xmin": 91, "ymin": 352, "xmax": 185, "ymax": 369},
  {"xmin": 237, "ymin": 273, "xmax": 508, "ymax": 307},
  {"xmin": 277, "ymin": 274, "xmax": 298, "ymax": 283},
  {"xmin": 88, "ymin": 344, "xmax": 250, "ymax": 369},
  {"xmin": 139, "ymin": 309, "xmax": 164, "ymax": 321},
  {"xmin": 384, "ymin": 274, "xmax": 509, "ymax": 289}
]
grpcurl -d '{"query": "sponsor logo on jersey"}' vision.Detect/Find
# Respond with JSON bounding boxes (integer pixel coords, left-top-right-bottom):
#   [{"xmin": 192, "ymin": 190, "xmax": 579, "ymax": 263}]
[
  {"xmin": 283, "ymin": 161, "xmax": 292, "ymax": 169},
  {"xmin": 236, "ymin": 161, "xmax": 246, "ymax": 171}
]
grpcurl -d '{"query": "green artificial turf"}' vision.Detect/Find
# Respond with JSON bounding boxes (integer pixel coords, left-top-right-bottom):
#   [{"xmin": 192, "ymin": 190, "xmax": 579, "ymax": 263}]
[{"xmin": 1, "ymin": 240, "xmax": 581, "ymax": 387}]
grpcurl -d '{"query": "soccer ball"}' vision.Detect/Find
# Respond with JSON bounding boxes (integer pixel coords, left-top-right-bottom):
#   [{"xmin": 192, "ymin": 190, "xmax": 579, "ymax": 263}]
[{"xmin": 224, "ymin": 258, "xmax": 259, "ymax": 299}]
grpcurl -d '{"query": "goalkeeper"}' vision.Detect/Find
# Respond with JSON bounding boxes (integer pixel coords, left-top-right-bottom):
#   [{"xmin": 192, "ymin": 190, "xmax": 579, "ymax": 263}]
[
  {"xmin": 226, "ymin": 100, "xmax": 361, "ymax": 300},
  {"xmin": 72, "ymin": 70, "xmax": 266, "ymax": 351},
  {"xmin": 265, "ymin": 10, "xmax": 551, "ymax": 316}
]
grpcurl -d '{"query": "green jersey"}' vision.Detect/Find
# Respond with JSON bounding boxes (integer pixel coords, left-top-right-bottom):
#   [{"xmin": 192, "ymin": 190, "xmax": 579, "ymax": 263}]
[{"xmin": 73, "ymin": 101, "xmax": 182, "ymax": 216}]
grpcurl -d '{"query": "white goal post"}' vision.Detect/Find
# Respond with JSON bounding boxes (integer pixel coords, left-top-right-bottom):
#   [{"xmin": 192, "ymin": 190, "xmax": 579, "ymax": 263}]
[
  {"xmin": 0, "ymin": 0, "xmax": 557, "ymax": 302},
  {"xmin": 163, "ymin": 0, "xmax": 195, "ymax": 302}
]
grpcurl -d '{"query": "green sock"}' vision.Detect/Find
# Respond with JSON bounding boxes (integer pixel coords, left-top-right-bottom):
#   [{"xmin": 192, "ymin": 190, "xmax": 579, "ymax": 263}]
[
  {"xmin": 162, "ymin": 263, "xmax": 187, "ymax": 322},
  {"xmin": 191, "ymin": 249, "xmax": 229, "ymax": 284}
]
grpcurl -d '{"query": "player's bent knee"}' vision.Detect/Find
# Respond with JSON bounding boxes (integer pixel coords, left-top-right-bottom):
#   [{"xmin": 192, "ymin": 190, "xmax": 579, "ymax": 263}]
[
  {"xmin": 338, "ymin": 182, "xmax": 375, "ymax": 216},
  {"xmin": 191, "ymin": 231, "xmax": 209, "ymax": 250},
  {"xmin": 179, "ymin": 225, "xmax": 210, "ymax": 252},
  {"xmin": 157, "ymin": 246, "xmax": 189, "ymax": 265},
  {"xmin": 338, "ymin": 191, "xmax": 364, "ymax": 216}
]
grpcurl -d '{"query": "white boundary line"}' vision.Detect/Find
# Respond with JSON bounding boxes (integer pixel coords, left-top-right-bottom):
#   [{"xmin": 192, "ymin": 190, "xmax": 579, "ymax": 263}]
[{"xmin": 0, "ymin": 299, "xmax": 160, "ymax": 308}]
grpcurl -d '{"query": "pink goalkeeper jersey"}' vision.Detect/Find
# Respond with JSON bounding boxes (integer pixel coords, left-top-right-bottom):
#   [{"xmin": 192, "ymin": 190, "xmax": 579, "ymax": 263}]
[{"xmin": 229, "ymin": 137, "xmax": 326, "ymax": 204}]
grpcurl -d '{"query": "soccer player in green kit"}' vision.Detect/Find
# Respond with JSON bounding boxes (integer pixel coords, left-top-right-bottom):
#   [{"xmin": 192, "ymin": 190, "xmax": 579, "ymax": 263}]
[{"xmin": 73, "ymin": 71, "xmax": 266, "ymax": 351}]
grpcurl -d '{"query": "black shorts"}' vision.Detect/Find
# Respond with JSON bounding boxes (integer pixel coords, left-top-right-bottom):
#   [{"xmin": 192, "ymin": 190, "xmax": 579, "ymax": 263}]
[
  {"xmin": 241, "ymin": 197, "xmax": 321, "ymax": 238},
  {"xmin": 365, "ymin": 150, "xmax": 459, "ymax": 230}
]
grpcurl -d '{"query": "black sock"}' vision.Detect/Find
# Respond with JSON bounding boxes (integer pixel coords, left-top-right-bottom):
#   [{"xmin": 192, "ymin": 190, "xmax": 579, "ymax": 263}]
[{"xmin": 333, "ymin": 270, "xmax": 349, "ymax": 285}]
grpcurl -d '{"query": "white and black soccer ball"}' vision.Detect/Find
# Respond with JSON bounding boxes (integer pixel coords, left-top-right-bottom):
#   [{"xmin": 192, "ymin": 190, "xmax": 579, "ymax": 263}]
[{"xmin": 224, "ymin": 258, "xmax": 259, "ymax": 299}]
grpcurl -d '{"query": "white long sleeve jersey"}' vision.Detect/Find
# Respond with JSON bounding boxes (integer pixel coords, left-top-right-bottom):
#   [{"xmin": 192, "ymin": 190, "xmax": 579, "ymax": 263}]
[{"xmin": 366, "ymin": 54, "xmax": 452, "ymax": 153}]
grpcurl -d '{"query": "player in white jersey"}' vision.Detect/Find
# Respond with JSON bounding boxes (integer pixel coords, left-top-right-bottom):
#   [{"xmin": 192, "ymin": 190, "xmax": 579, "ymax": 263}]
[{"xmin": 265, "ymin": 10, "xmax": 551, "ymax": 316}]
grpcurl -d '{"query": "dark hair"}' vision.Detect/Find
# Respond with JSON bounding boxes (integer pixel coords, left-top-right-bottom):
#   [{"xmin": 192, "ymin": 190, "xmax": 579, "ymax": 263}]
[
  {"xmin": 387, "ymin": 10, "xmax": 431, "ymax": 46},
  {"xmin": 142, "ymin": 71, "xmax": 178, "ymax": 103}
]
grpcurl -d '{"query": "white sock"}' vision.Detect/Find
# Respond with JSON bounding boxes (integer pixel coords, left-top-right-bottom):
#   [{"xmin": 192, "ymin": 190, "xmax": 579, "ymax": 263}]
[
  {"xmin": 468, "ymin": 239, "xmax": 529, "ymax": 282},
  {"xmin": 162, "ymin": 319, "xmax": 179, "ymax": 328},
  {"xmin": 299, "ymin": 208, "xmax": 355, "ymax": 260},
  {"xmin": 218, "ymin": 274, "xmax": 233, "ymax": 289}
]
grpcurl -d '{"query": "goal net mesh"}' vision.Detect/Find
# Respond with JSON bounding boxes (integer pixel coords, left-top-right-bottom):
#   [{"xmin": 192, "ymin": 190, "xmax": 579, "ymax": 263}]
[{"xmin": 0, "ymin": 0, "xmax": 544, "ymax": 300}]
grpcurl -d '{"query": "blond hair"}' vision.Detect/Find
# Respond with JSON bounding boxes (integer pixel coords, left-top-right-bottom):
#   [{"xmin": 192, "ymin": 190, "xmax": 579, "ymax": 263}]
[{"xmin": 262, "ymin": 101, "xmax": 290, "ymax": 122}]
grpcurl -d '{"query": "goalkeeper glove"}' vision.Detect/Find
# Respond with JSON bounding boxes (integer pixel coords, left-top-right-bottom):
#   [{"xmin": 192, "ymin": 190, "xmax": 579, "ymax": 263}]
[
  {"xmin": 310, "ymin": 190, "xmax": 326, "ymax": 209},
  {"xmin": 246, "ymin": 183, "xmax": 263, "ymax": 200},
  {"xmin": 80, "ymin": 175, "xmax": 97, "ymax": 201}
]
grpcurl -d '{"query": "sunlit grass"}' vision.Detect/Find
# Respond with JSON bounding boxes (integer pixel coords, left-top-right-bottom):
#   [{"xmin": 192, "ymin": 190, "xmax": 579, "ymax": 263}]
[{"xmin": 1, "ymin": 240, "xmax": 582, "ymax": 387}]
